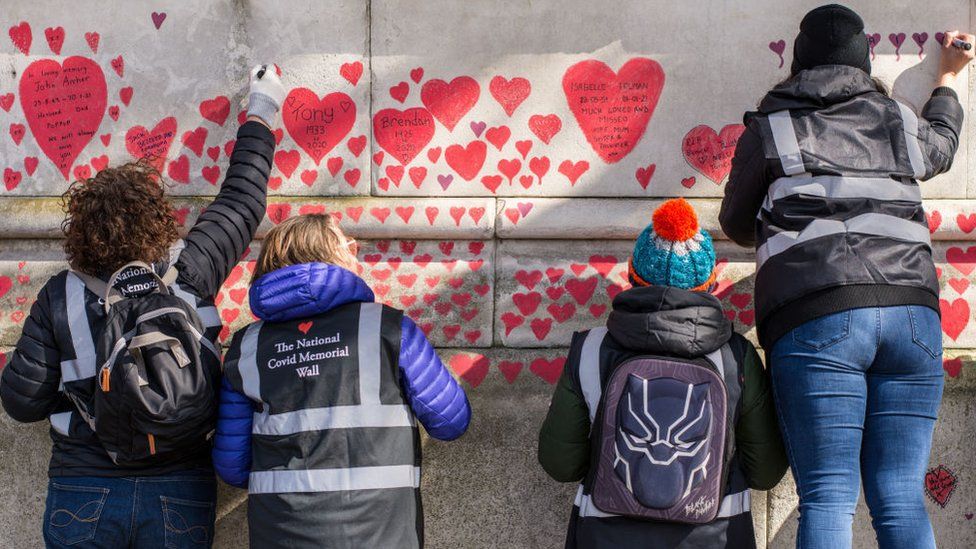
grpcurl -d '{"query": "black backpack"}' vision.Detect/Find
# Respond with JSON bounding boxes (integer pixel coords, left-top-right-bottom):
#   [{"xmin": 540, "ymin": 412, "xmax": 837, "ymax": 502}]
[
  {"xmin": 580, "ymin": 330, "xmax": 745, "ymax": 524},
  {"xmin": 68, "ymin": 261, "xmax": 221, "ymax": 465}
]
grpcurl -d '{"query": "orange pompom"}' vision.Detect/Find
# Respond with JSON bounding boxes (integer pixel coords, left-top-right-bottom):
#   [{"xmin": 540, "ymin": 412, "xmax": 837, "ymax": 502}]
[{"xmin": 652, "ymin": 198, "xmax": 699, "ymax": 242}]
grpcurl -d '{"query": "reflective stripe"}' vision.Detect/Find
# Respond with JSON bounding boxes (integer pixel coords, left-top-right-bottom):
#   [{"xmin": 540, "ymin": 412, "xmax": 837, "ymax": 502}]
[
  {"xmin": 579, "ymin": 327, "xmax": 608, "ymax": 423},
  {"xmin": 357, "ymin": 303, "xmax": 383, "ymax": 405},
  {"xmin": 756, "ymin": 213, "xmax": 931, "ymax": 269},
  {"xmin": 897, "ymin": 102, "xmax": 927, "ymax": 178},
  {"xmin": 768, "ymin": 110, "xmax": 805, "ymax": 176},
  {"xmin": 574, "ymin": 485, "xmax": 750, "ymax": 519},
  {"xmin": 50, "ymin": 411, "xmax": 72, "ymax": 436},
  {"xmin": 574, "ymin": 485, "xmax": 617, "ymax": 518},
  {"xmin": 249, "ymin": 465, "xmax": 421, "ymax": 494},
  {"xmin": 237, "ymin": 321, "xmax": 264, "ymax": 401},
  {"xmin": 253, "ymin": 404, "xmax": 413, "ymax": 436},
  {"xmin": 61, "ymin": 274, "xmax": 97, "ymax": 383},
  {"xmin": 765, "ymin": 175, "xmax": 922, "ymax": 205},
  {"xmin": 716, "ymin": 490, "xmax": 751, "ymax": 518},
  {"xmin": 170, "ymin": 282, "xmax": 221, "ymax": 329}
]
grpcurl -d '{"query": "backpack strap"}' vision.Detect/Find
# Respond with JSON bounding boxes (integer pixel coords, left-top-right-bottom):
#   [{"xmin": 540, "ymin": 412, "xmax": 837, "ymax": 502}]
[{"xmin": 577, "ymin": 327, "xmax": 608, "ymax": 424}]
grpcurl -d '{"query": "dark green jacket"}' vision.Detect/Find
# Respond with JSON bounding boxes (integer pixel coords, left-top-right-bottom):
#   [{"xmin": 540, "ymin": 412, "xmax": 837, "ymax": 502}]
[{"xmin": 538, "ymin": 286, "xmax": 788, "ymax": 491}]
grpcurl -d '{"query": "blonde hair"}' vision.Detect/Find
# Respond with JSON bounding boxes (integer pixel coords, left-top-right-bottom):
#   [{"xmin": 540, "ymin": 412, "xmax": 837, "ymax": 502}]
[{"xmin": 252, "ymin": 213, "xmax": 358, "ymax": 284}]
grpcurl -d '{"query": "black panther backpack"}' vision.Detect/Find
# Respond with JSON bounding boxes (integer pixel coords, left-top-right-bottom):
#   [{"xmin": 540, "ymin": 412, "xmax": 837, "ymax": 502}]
[
  {"xmin": 66, "ymin": 261, "xmax": 221, "ymax": 465},
  {"xmin": 580, "ymin": 329, "xmax": 744, "ymax": 524}
]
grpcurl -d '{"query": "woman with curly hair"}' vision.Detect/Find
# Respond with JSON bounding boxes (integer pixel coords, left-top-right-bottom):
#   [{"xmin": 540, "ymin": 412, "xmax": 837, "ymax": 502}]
[{"xmin": 0, "ymin": 65, "xmax": 285, "ymax": 548}]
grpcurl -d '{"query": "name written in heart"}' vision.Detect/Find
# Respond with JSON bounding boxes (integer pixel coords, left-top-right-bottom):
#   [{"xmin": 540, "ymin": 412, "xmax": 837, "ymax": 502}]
[{"xmin": 282, "ymin": 88, "xmax": 356, "ymax": 165}]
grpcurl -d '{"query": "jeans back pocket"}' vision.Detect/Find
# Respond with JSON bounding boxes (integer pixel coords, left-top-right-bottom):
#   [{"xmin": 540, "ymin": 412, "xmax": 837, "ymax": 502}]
[
  {"xmin": 908, "ymin": 305, "xmax": 943, "ymax": 359},
  {"xmin": 161, "ymin": 496, "xmax": 214, "ymax": 548},
  {"xmin": 45, "ymin": 483, "xmax": 109, "ymax": 546},
  {"xmin": 792, "ymin": 310, "xmax": 853, "ymax": 351}
]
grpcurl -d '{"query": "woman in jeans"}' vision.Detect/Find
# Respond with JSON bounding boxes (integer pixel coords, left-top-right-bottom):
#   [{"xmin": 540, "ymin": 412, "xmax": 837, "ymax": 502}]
[{"xmin": 719, "ymin": 4, "xmax": 973, "ymax": 549}]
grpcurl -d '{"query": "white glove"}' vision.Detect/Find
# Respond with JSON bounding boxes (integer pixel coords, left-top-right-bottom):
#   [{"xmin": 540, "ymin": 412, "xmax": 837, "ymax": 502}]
[{"xmin": 247, "ymin": 64, "xmax": 286, "ymax": 127}]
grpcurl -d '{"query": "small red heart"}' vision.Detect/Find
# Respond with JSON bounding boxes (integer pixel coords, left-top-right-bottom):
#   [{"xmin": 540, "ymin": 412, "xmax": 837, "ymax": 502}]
[{"xmin": 298, "ymin": 321, "xmax": 313, "ymax": 334}]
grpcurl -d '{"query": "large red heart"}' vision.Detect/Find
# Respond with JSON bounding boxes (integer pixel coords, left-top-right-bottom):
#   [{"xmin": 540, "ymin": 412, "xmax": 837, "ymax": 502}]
[
  {"xmin": 19, "ymin": 57, "xmax": 107, "ymax": 180},
  {"xmin": 449, "ymin": 353, "xmax": 490, "ymax": 388},
  {"xmin": 682, "ymin": 124, "xmax": 745, "ymax": 184},
  {"xmin": 372, "ymin": 107, "xmax": 435, "ymax": 165},
  {"xmin": 940, "ymin": 298, "xmax": 970, "ymax": 341},
  {"xmin": 125, "ymin": 117, "xmax": 178, "ymax": 171},
  {"xmin": 282, "ymin": 88, "xmax": 356, "ymax": 165},
  {"xmin": 562, "ymin": 58, "xmax": 665, "ymax": 164},
  {"xmin": 489, "ymin": 76, "xmax": 530, "ymax": 116},
  {"xmin": 421, "ymin": 76, "xmax": 480, "ymax": 131}
]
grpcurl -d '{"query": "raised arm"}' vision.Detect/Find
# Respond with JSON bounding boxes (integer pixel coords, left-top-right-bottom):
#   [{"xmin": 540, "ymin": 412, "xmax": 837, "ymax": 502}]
[
  {"xmin": 176, "ymin": 66, "xmax": 286, "ymax": 298},
  {"xmin": 398, "ymin": 316, "xmax": 471, "ymax": 441}
]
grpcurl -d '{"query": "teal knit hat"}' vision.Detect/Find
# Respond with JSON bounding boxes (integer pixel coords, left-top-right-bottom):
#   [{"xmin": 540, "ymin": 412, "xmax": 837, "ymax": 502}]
[{"xmin": 629, "ymin": 198, "xmax": 717, "ymax": 291}]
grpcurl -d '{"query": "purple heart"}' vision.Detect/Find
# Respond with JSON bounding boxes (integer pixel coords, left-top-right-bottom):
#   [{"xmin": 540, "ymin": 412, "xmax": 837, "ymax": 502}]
[
  {"xmin": 913, "ymin": 32, "xmax": 929, "ymax": 57},
  {"xmin": 967, "ymin": 513, "xmax": 974, "ymax": 520},
  {"xmin": 936, "ymin": 32, "xmax": 946, "ymax": 46},
  {"xmin": 470, "ymin": 121, "xmax": 486, "ymax": 138},
  {"xmin": 437, "ymin": 174, "xmax": 453, "ymax": 191},
  {"xmin": 889, "ymin": 32, "xmax": 906, "ymax": 47},
  {"xmin": 151, "ymin": 11, "xmax": 167, "ymax": 29},
  {"xmin": 516, "ymin": 202, "xmax": 533, "ymax": 217},
  {"xmin": 866, "ymin": 33, "xmax": 881, "ymax": 59},
  {"xmin": 768, "ymin": 40, "xmax": 786, "ymax": 55}
]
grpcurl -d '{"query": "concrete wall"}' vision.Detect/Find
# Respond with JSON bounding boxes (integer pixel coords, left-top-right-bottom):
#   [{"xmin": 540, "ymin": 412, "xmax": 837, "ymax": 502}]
[{"xmin": 1, "ymin": 0, "xmax": 975, "ymax": 546}]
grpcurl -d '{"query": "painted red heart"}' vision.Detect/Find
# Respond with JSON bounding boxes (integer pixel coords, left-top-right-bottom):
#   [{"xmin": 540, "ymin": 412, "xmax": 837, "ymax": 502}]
[
  {"xmin": 562, "ymin": 58, "xmax": 665, "ymax": 163},
  {"xmin": 91, "ymin": 155, "xmax": 109, "ymax": 172},
  {"xmin": 267, "ymin": 203, "xmax": 292, "ymax": 225},
  {"xmin": 682, "ymin": 124, "xmax": 746, "ymax": 184},
  {"xmin": 548, "ymin": 302, "xmax": 576, "ymax": 323},
  {"xmin": 20, "ymin": 57, "xmax": 107, "ymax": 179},
  {"xmin": 0, "ymin": 93, "xmax": 13, "ymax": 112},
  {"xmin": 9, "ymin": 123, "xmax": 25, "ymax": 145},
  {"xmin": 498, "ymin": 361, "xmax": 523, "ymax": 383},
  {"xmin": 957, "ymin": 214, "xmax": 976, "ymax": 234},
  {"xmin": 0, "ymin": 276, "xmax": 12, "ymax": 299},
  {"xmin": 445, "ymin": 140, "xmax": 487, "ymax": 181},
  {"xmin": 635, "ymin": 163, "xmax": 656, "ymax": 189},
  {"xmin": 558, "ymin": 159, "xmax": 589, "ymax": 185},
  {"xmin": 515, "ymin": 269, "xmax": 543, "ymax": 290},
  {"xmin": 528, "ymin": 114, "xmax": 561, "ymax": 144},
  {"xmin": 274, "ymin": 149, "xmax": 301, "ymax": 178},
  {"xmin": 202, "ymin": 166, "xmax": 221, "ymax": 185},
  {"xmin": 498, "ymin": 158, "xmax": 522, "ymax": 184},
  {"xmin": 501, "ymin": 312, "xmax": 524, "ymax": 336},
  {"xmin": 681, "ymin": 176, "xmax": 697, "ymax": 189},
  {"xmin": 372, "ymin": 107, "xmax": 435, "ymax": 165},
  {"xmin": 943, "ymin": 357, "xmax": 963, "ymax": 378},
  {"xmin": 389, "ymin": 81, "xmax": 409, "ymax": 103},
  {"xmin": 512, "ymin": 292, "xmax": 542, "ymax": 316},
  {"xmin": 927, "ymin": 210, "xmax": 942, "ymax": 234},
  {"xmin": 182, "ymin": 127, "xmax": 208, "ymax": 157},
  {"xmin": 481, "ymin": 175, "xmax": 501, "ymax": 193},
  {"xmin": 298, "ymin": 321, "xmax": 313, "ymax": 334},
  {"xmin": 530, "ymin": 318, "xmax": 553, "ymax": 341},
  {"xmin": 946, "ymin": 246, "xmax": 976, "ymax": 276},
  {"xmin": 3, "ymin": 168, "xmax": 22, "ymax": 191},
  {"xmin": 44, "ymin": 26, "xmax": 64, "ymax": 55},
  {"xmin": 125, "ymin": 116, "xmax": 177, "ymax": 172},
  {"xmin": 200, "ymin": 96, "xmax": 231, "ymax": 126},
  {"xmin": 8, "ymin": 21, "xmax": 32, "ymax": 55},
  {"xmin": 485, "ymin": 125, "xmax": 511, "ymax": 151},
  {"xmin": 940, "ymin": 298, "xmax": 970, "ymax": 341},
  {"xmin": 84, "ymin": 31, "xmax": 100, "ymax": 53},
  {"xmin": 489, "ymin": 76, "xmax": 531, "ymax": 116},
  {"xmin": 327, "ymin": 157, "xmax": 343, "ymax": 177},
  {"xmin": 449, "ymin": 354, "xmax": 490, "ymax": 388},
  {"xmin": 24, "ymin": 156, "xmax": 39, "ymax": 176},
  {"xmin": 340, "ymin": 61, "xmax": 363, "ymax": 86},
  {"xmin": 347, "ymin": 135, "xmax": 367, "ymax": 157},
  {"xmin": 167, "ymin": 155, "xmax": 189, "ymax": 184},
  {"xmin": 515, "ymin": 140, "xmax": 532, "ymax": 159},
  {"xmin": 410, "ymin": 67, "xmax": 424, "ymax": 83},
  {"xmin": 110, "ymin": 56, "xmax": 124, "ymax": 77},
  {"xmin": 282, "ymin": 88, "xmax": 356, "ymax": 164},
  {"xmin": 566, "ymin": 277, "xmax": 598, "ymax": 305},
  {"xmin": 344, "ymin": 169, "xmax": 361, "ymax": 187},
  {"xmin": 924, "ymin": 465, "xmax": 957, "ymax": 507},
  {"xmin": 948, "ymin": 278, "xmax": 970, "ymax": 295},
  {"xmin": 530, "ymin": 357, "xmax": 566, "ymax": 384},
  {"xmin": 421, "ymin": 76, "xmax": 480, "ymax": 131}
]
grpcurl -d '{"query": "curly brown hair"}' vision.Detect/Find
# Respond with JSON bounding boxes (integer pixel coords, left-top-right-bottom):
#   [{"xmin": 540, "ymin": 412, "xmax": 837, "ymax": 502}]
[{"xmin": 61, "ymin": 161, "xmax": 179, "ymax": 276}]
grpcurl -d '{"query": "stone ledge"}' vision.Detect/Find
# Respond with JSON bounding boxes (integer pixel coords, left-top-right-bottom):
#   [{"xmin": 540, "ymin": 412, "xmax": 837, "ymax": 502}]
[{"xmin": 5, "ymin": 197, "xmax": 976, "ymax": 241}]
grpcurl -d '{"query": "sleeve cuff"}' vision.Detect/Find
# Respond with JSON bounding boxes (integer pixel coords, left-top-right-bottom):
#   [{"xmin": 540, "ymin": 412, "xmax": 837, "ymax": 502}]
[{"xmin": 932, "ymin": 86, "xmax": 959, "ymax": 100}]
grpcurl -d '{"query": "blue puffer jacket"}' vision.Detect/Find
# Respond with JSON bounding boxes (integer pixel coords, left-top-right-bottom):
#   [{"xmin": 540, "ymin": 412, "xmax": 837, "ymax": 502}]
[{"xmin": 213, "ymin": 262, "xmax": 472, "ymax": 488}]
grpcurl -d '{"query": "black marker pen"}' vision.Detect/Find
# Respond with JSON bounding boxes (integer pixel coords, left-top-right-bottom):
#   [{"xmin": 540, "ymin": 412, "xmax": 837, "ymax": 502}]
[
  {"xmin": 256, "ymin": 64, "xmax": 268, "ymax": 79},
  {"xmin": 952, "ymin": 38, "xmax": 972, "ymax": 51}
]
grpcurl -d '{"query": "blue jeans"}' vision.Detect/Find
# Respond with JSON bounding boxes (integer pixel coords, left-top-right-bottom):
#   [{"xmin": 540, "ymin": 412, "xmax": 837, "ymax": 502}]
[
  {"xmin": 770, "ymin": 306, "xmax": 943, "ymax": 549},
  {"xmin": 43, "ymin": 471, "xmax": 216, "ymax": 548}
]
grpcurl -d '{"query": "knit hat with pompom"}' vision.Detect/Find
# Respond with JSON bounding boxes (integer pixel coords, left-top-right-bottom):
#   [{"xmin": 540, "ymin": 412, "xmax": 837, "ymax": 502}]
[{"xmin": 629, "ymin": 198, "xmax": 717, "ymax": 291}]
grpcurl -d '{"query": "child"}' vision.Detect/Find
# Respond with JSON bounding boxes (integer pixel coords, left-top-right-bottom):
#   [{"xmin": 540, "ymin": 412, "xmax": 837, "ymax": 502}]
[
  {"xmin": 214, "ymin": 213, "xmax": 471, "ymax": 549},
  {"xmin": 538, "ymin": 199, "xmax": 788, "ymax": 549},
  {"xmin": 0, "ymin": 66, "xmax": 284, "ymax": 548}
]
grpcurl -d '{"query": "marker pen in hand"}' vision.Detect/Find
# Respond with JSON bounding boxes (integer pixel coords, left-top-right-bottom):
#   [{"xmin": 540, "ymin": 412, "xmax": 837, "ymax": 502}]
[
  {"xmin": 256, "ymin": 64, "xmax": 268, "ymax": 79},
  {"xmin": 952, "ymin": 38, "xmax": 972, "ymax": 51}
]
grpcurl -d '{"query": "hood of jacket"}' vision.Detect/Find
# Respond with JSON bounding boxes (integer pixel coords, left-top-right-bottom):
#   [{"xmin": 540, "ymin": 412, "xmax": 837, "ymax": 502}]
[
  {"xmin": 605, "ymin": 285, "xmax": 732, "ymax": 358},
  {"xmin": 756, "ymin": 64, "xmax": 879, "ymax": 114},
  {"xmin": 249, "ymin": 262, "xmax": 374, "ymax": 322}
]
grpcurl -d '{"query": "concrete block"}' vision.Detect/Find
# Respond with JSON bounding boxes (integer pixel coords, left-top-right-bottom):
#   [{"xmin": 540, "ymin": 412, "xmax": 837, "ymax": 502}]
[{"xmin": 0, "ymin": 0, "xmax": 370, "ymax": 197}]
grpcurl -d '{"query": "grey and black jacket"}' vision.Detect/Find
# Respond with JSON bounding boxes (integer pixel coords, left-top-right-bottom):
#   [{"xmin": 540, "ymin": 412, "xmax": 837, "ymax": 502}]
[
  {"xmin": 0, "ymin": 121, "xmax": 275, "ymax": 477},
  {"xmin": 720, "ymin": 65, "xmax": 963, "ymax": 349}
]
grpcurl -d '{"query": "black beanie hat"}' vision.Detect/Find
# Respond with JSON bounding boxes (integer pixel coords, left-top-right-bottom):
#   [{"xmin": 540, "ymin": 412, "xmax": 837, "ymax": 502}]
[{"xmin": 791, "ymin": 4, "xmax": 871, "ymax": 75}]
